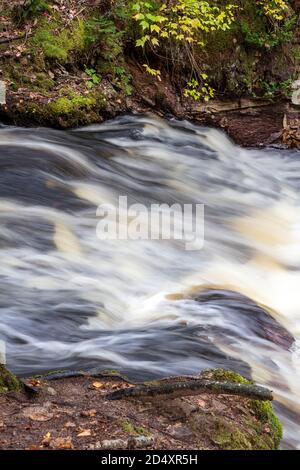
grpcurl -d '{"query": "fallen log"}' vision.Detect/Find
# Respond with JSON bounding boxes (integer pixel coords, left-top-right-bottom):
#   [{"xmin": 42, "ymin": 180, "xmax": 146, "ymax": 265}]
[{"xmin": 106, "ymin": 379, "xmax": 273, "ymax": 402}]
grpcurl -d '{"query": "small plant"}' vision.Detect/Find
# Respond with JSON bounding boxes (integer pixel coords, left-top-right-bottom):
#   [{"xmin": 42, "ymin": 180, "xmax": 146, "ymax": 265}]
[
  {"xmin": 84, "ymin": 15, "xmax": 132, "ymax": 94},
  {"xmin": 84, "ymin": 16, "xmax": 124, "ymax": 61},
  {"xmin": 84, "ymin": 67, "xmax": 101, "ymax": 89},
  {"xmin": 183, "ymin": 76, "xmax": 214, "ymax": 101},
  {"xmin": 261, "ymin": 79, "xmax": 292, "ymax": 98},
  {"xmin": 132, "ymin": 0, "xmax": 237, "ymax": 49},
  {"xmin": 291, "ymin": 47, "xmax": 300, "ymax": 63},
  {"xmin": 13, "ymin": 0, "xmax": 49, "ymax": 23},
  {"xmin": 113, "ymin": 66, "xmax": 133, "ymax": 96},
  {"xmin": 142, "ymin": 64, "xmax": 161, "ymax": 81},
  {"xmin": 132, "ymin": 0, "xmax": 237, "ymax": 101},
  {"xmin": 258, "ymin": 0, "xmax": 289, "ymax": 22},
  {"xmin": 241, "ymin": 15, "xmax": 296, "ymax": 48}
]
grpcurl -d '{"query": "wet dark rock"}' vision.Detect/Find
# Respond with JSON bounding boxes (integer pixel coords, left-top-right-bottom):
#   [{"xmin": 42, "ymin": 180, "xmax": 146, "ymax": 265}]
[{"xmin": 193, "ymin": 289, "xmax": 294, "ymax": 350}]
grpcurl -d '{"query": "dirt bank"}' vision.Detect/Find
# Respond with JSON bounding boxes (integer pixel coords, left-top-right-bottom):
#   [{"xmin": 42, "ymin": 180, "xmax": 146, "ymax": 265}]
[
  {"xmin": 0, "ymin": 1, "xmax": 299, "ymax": 146},
  {"xmin": 0, "ymin": 367, "xmax": 282, "ymax": 450}
]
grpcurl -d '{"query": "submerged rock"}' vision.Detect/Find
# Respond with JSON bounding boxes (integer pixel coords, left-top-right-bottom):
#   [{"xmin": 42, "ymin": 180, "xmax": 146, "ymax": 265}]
[{"xmin": 193, "ymin": 289, "xmax": 294, "ymax": 350}]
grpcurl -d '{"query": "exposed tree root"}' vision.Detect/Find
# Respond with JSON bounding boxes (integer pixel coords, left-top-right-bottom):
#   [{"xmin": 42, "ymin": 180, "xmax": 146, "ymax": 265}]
[{"xmin": 106, "ymin": 379, "xmax": 273, "ymax": 402}]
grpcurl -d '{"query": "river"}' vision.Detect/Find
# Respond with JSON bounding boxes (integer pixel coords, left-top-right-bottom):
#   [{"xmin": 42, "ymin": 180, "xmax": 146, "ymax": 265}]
[{"xmin": 0, "ymin": 115, "xmax": 299, "ymax": 448}]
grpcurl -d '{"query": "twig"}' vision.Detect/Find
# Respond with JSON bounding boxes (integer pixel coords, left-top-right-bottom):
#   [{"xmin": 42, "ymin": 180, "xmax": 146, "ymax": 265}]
[
  {"xmin": 60, "ymin": 7, "xmax": 86, "ymax": 32},
  {"xmin": 0, "ymin": 34, "xmax": 29, "ymax": 45}
]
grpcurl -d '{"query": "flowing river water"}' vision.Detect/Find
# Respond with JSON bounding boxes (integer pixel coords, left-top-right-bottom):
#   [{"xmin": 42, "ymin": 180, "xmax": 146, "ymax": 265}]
[{"xmin": 0, "ymin": 115, "xmax": 300, "ymax": 448}]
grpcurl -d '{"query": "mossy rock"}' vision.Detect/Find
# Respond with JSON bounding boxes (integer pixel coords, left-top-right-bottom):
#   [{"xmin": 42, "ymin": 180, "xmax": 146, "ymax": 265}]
[
  {"xmin": 0, "ymin": 364, "xmax": 21, "ymax": 394},
  {"xmin": 188, "ymin": 368, "xmax": 283, "ymax": 450},
  {"xmin": 210, "ymin": 417, "xmax": 253, "ymax": 450},
  {"xmin": 19, "ymin": 89, "xmax": 109, "ymax": 128},
  {"xmin": 250, "ymin": 399, "xmax": 283, "ymax": 449}
]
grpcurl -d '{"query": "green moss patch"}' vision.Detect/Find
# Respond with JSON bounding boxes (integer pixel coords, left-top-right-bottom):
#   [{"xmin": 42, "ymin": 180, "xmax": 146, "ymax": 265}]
[
  {"xmin": 120, "ymin": 420, "xmax": 151, "ymax": 436},
  {"xmin": 211, "ymin": 417, "xmax": 253, "ymax": 450},
  {"xmin": 207, "ymin": 368, "xmax": 253, "ymax": 385},
  {"xmin": 29, "ymin": 17, "xmax": 86, "ymax": 63},
  {"xmin": 250, "ymin": 399, "xmax": 283, "ymax": 449},
  {"xmin": 0, "ymin": 364, "xmax": 21, "ymax": 394},
  {"xmin": 48, "ymin": 95, "xmax": 97, "ymax": 115}
]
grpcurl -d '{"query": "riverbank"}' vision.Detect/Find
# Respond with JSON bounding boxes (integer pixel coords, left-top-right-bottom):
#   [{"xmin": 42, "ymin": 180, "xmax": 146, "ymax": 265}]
[
  {"xmin": 0, "ymin": 1, "xmax": 299, "ymax": 452},
  {"xmin": 0, "ymin": 365, "xmax": 282, "ymax": 450},
  {"xmin": 0, "ymin": 1, "xmax": 299, "ymax": 146}
]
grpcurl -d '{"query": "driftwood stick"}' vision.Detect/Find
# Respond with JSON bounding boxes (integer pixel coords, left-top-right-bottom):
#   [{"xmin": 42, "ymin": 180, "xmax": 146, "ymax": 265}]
[
  {"xmin": 0, "ymin": 34, "xmax": 28, "ymax": 45},
  {"xmin": 106, "ymin": 380, "xmax": 273, "ymax": 402}
]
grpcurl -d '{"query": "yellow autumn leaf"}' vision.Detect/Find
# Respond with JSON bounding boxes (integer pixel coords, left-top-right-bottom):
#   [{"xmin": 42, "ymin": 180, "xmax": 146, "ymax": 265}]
[{"xmin": 92, "ymin": 381, "xmax": 104, "ymax": 389}]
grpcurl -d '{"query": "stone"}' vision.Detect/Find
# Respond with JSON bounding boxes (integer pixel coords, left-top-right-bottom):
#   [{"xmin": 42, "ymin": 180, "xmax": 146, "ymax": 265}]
[
  {"xmin": 292, "ymin": 89, "xmax": 300, "ymax": 106},
  {"xmin": 0, "ymin": 81, "xmax": 6, "ymax": 105},
  {"xmin": 291, "ymin": 79, "xmax": 300, "ymax": 106},
  {"xmin": 46, "ymin": 386, "xmax": 57, "ymax": 396},
  {"xmin": 291, "ymin": 79, "xmax": 300, "ymax": 90},
  {"xmin": 23, "ymin": 405, "xmax": 54, "ymax": 422}
]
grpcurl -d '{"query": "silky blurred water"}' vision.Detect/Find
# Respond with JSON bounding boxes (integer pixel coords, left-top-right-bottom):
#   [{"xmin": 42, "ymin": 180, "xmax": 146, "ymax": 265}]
[{"xmin": 0, "ymin": 115, "xmax": 300, "ymax": 448}]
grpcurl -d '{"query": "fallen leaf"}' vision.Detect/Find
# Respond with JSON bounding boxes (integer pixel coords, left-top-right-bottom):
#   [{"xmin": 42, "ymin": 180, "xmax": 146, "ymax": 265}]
[
  {"xmin": 81, "ymin": 409, "xmax": 97, "ymax": 417},
  {"xmin": 111, "ymin": 384, "xmax": 119, "ymax": 389},
  {"xmin": 27, "ymin": 444, "xmax": 41, "ymax": 450},
  {"xmin": 41, "ymin": 432, "xmax": 52, "ymax": 447},
  {"xmin": 92, "ymin": 381, "xmax": 104, "ymax": 389},
  {"xmin": 50, "ymin": 437, "xmax": 74, "ymax": 450},
  {"xmin": 26, "ymin": 379, "xmax": 42, "ymax": 387},
  {"xmin": 111, "ymin": 383, "xmax": 131, "ymax": 389},
  {"xmin": 197, "ymin": 399, "xmax": 206, "ymax": 408},
  {"xmin": 64, "ymin": 421, "xmax": 76, "ymax": 428},
  {"xmin": 77, "ymin": 429, "xmax": 91, "ymax": 437}
]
